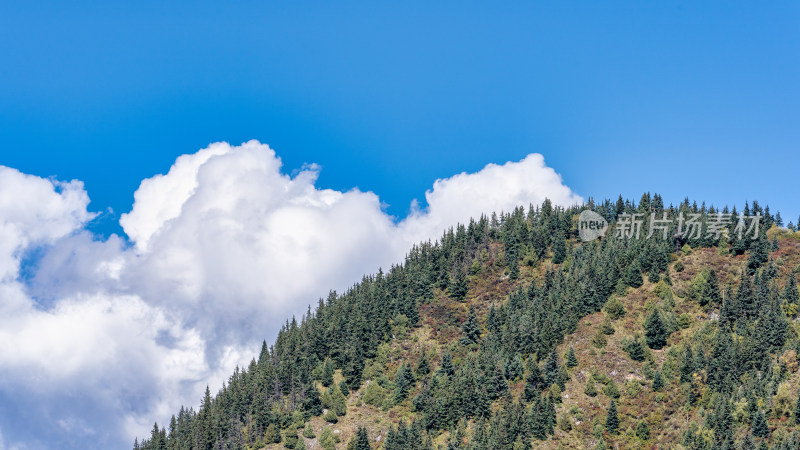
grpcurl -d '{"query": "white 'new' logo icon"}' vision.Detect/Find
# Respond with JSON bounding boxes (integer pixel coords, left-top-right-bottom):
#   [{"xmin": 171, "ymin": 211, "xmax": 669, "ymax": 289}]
[{"xmin": 578, "ymin": 210, "xmax": 608, "ymax": 242}]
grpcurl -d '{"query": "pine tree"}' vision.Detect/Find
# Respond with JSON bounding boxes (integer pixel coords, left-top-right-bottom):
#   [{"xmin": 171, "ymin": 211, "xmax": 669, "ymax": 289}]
[
  {"xmin": 625, "ymin": 259, "xmax": 644, "ymax": 288},
  {"xmin": 394, "ymin": 363, "xmax": 415, "ymax": 402},
  {"xmin": 552, "ymin": 231, "xmax": 567, "ymax": 264},
  {"xmin": 752, "ymin": 410, "xmax": 769, "ymax": 438},
  {"xmin": 439, "ymin": 351, "xmax": 455, "ymax": 377},
  {"xmin": 595, "ymin": 437, "xmax": 607, "ymax": 450},
  {"xmin": 794, "ymin": 393, "xmax": 800, "ymax": 425},
  {"xmin": 605, "ymin": 400, "xmax": 619, "ymax": 434},
  {"xmin": 644, "ymin": 309, "xmax": 668, "ymax": 350},
  {"xmin": 449, "ymin": 267, "xmax": 468, "ymax": 301},
  {"xmin": 565, "ymin": 346, "xmax": 578, "ymax": 368},
  {"xmin": 459, "ymin": 306, "xmax": 481, "ymax": 345},
  {"xmin": 701, "ymin": 269, "xmax": 722, "ymax": 306},
  {"xmin": 351, "ymin": 427, "xmax": 370, "ymax": 450},
  {"xmin": 304, "ymin": 383, "xmax": 323, "ymax": 416},
  {"xmin": 416, "ymin": 352, "xmax": 430, "ymax": 377},
  {"xmin": 652, "ymin": 370, "xmax": 664, "ymax": 391},
  {"xmin": 543, "ymin": 349, "xmax": 562, "ymax": 388},
  {"xmin": 321, "ymin": 358, "xmax": 334, "ymax": 387}
]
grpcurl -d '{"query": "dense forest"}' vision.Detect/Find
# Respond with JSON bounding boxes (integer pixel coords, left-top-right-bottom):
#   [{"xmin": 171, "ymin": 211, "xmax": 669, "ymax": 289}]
[{"xmin": 134, "ymin": 194, "xmax": 800, "ymax": 449}]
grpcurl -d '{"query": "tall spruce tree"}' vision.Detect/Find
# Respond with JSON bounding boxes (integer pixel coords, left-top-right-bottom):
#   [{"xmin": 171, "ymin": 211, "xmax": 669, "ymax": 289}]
[
  {"xmin": 605, "ymin": 400, "xmax": 619, "ymax": 434},
  {"xmin": 644, "ymin": 309, "xmax": 668, "ymax": 349},
  {"xmin": 459, "ymin": 306, "xmax": 481, "ymax": 345}
]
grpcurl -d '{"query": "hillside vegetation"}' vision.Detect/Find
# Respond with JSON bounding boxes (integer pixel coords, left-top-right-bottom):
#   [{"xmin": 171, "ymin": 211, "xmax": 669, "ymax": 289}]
[{"xmin": 134, "ymin": 195, "xmax": 800, "ymax": 449}]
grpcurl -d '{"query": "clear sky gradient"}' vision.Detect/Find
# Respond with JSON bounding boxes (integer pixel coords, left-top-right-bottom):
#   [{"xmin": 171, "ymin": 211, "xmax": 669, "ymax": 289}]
[{"xmin": 2, "ymin": 1, "xmax": 798, "ymax": 235}]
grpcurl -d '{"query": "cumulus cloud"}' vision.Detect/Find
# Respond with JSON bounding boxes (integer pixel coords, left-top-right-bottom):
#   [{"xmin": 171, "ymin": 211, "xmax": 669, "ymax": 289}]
[{"xmin": 0, "ymin": 141, "xmax": 580, "ymax": 449}]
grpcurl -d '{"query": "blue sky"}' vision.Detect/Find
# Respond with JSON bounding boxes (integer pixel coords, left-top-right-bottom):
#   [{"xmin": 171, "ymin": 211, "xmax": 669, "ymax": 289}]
[
  {"xmin": 2, "ymin": 1, "xmax": 798, "ymax": 234},
  {"xmin": 1, "ymin": 2, "xmax": 799, "ymax": 449}
]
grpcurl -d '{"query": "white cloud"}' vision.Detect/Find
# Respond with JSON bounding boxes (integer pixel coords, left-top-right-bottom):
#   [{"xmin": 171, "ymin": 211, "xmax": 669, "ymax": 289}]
[
  {"xmin": 400, "ymin": 153, "xmax": 582, "ymax": 243},
  {"xmin": 0, "ymin": 141, "xmax": 580, "ymax": 449}
]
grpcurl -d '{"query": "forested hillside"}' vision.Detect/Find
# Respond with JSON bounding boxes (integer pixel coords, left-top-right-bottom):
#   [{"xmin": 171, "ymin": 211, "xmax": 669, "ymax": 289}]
[{"xmin": 134, "ymin": 194, "xmax": 800, "ymax": 449}]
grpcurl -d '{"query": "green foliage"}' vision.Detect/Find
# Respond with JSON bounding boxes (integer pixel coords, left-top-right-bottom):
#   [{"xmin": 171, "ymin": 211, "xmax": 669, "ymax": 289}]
[
  {"xmin": 603, "ymin": 379, "xmax": 620, "ymax": 399},
  {"xmin": 599, "ymin": 317, "xmax": 615, "ymax": 335},
  {"xmin": 591, "ymin": 329, "xmax": 607, "ymax": 349},
  {"xmin": 393, "ymin": 363, "xmax": 415, "ymax": 403},
  {"xmin": 604, "ymin": 297, "xmax": 626, "ymax": 320},
  {"xmin": 319, "ymin": 427, "xmax": 338, "ymax": 450},
  {"xmin": 605, "ymin": 400, "xmax": 619, "ymax": 434},
  {"xmin": 752, "ymin": 410, "xmax": 769, "ymax": 438},
  {"xmin": 323, "ymin": 409, "xmax": 338, "ymax": 424},
  {"xmin": 644, "ymin": 309, "xmax": 669, "ymax": 350},
  {"xmin": 622, "ymin": 335, "xmax": 648, "ymax": 362},
  {"xmin": 362, "ymin": 381, "xmax": 388, "ymax": 408},
  {"xmin": 449, "ymin": 267, "xmax": 469, "ymax": 301},
  {"xmin": 584, "ymin": 378, "xmax": 597, "ymax": 397},
  {"xmin": 565, "ymin": 346, "xmax": 578, "ymax": 368},
  {"xmin": 283, "ymin": 430, "xmax": 300, "ymax": 449},
  {"xmin": 552, "ymin": 231, "xmax": 567, "ymax": 264},
  {"xmin": 302, "ymin": 424, "xmax": 315, "ymax": 439},
  {"xmin": 459, "ymin": 306, "xmax": 481, "ymax": 345},
  {"xmin": 635, "ymin": 420, "xmax": 651, "ymax": 440},
  {"xmin": 625, "ymin": 259, "xmax": 644, "ymax": 288},
  {"xmin": 652, "ymin": 370, "xmax": 664, "ymax": 391},
  {"xmin": 348, "ymin": 427, "xmax": 370, "ymax": 450}
]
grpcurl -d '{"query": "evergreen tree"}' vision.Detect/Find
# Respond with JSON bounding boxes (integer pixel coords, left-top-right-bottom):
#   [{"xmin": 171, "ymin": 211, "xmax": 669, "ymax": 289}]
[
  {"xmin": 752, "ymin": 410, "xmax": 769, "ymax": 438},
  {"xmin": 652, "ymin": 370, "xmax": 664, "ymax": 391},
  {"xmin": 543, "ymin": 349, "xmax": 562, "ymax": 388},
  {"xmin": 304, "ymin": 383, "xmax": 323, "ymax": 416},
  {"xmin": 605, "ymin": 400, "xmax": 619, "ymax": 434},
  {"xmin": 459, "ymin": 306, "xmax": 481, "ymax": 345},
  {"xmin": 794, "ymin": 393, "xmax": 800, "ymax": 425},
  {"xmin": 552, "ymin": 231, "xmax": 567, "ymax": 264},
  {"xmin": 449, "ymin": 267, "xmax": 468, "ymax": 301},
  {"xmin": 351, "ymin": 427, "xmax": 370, "ymax": 450},
  {"xmin": 565, "ymin": 346, "xmax": 578, "ymax": 368},
  {"xmin": 644, "ymin": 309, "xmax": 668, "ymax": 350},
  {"xmin": 321, "ymin": 358, "xmax": 334, "ymax": 387},
  {"xmin": 595, "ymin": 437, "xmax": 607, "ymax": 450},
  {"xmin": 625, "ymin": 259, "xmax": 644, "ymax": 288},
  {"xmin": 416, "ymin": 352, "xmax": 430, "ymax": 378},
  {"xmin": 439, "ymin": 351, "xmax": 455, "ymax": 377},
  {"xmin": 394, "ymin": 363, "xmax": 415, "ymax": 403},
  {"xmin": 701, "ymin": 269, "xmax": 722, "ymax": 306}
]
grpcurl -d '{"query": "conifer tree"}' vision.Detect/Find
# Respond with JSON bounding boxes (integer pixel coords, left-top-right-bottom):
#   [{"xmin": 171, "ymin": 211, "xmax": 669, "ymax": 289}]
[
  {"xmin": 625, "ymin": 259, "xmax": 644, "ymax": 288},
  {"xmin": 394, "ymin": 363, "xmax": 415, "ymax": 403},
  {"xmin": 351, "ymin": 427, "xmax": 370, "ymax": 450},
  {"xmin": 552, "ymin": 231, "xmax": 567, "ymax": 264},
  {"xmin": 701, "ymin": 269, "xmax": 722, "ymax": 306},
  {"xmin": 565, "ymin": 346, "xmax": 578, "ymax": 368},
  {"xmin": 449, "ymin": 267, "xmax": 468, "ymax": 301},
  {"xmin": 605, "ymin": 400, "xmax": 619, "ymax": 434},
  {"xmin": 543, "ymin": 349, "xmax": 562, "ymax": 388},
  {"xmin": 752, "ymin": 410, "xmax": 768, "ymax": 438},
  {"xmin": 416, "ymin": 352, "xmax": 430, "ymax": 377},
  {"xmin": 652, "ymin": 370, "xmax": 664, "ymax": 391},
  {"xmin": 644, "ymin": 309, "xmax": 668, "ymax": 349},
  {"xmin": 459, "ymin": 306, "xmax": 481, "ymax": 345},
  {"xmin": 794, "ymin": 394, "xmax": 800, "ymax": 425},
  {"xmin": 439, "ymin": 351, "xmax": 455, "ymax": 377}
]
